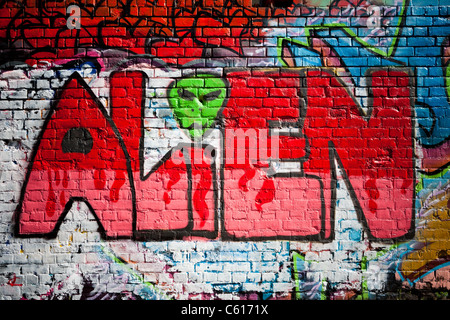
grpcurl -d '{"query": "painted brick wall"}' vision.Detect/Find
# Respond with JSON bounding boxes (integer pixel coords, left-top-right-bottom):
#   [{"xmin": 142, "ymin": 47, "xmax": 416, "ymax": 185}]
[{"xmin": 0, "ymin": 0, "xmax": 449, "ymax": 300}]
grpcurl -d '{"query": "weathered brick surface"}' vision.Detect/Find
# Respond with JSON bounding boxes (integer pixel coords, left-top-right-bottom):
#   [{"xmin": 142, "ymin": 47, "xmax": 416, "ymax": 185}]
[{"xmin": 0, "ymin": 0, "xmax": 449, "ymax": 301}]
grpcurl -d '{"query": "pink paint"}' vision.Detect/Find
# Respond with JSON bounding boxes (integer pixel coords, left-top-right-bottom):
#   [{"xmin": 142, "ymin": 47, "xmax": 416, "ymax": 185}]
[
  {"xmin": 421, "ymin": 139, "xmax": 450, "ymax": 173},
  {"xmin": 223, "ymin": 69, "xmax": 414, "ymax": 240},
  {"xmin": 223, "ymin": 168, "xmax": 324, "ymax": 239},
  {"xmin": 109, "ymin": 72, "xmax": 216, "ymax": 236}
]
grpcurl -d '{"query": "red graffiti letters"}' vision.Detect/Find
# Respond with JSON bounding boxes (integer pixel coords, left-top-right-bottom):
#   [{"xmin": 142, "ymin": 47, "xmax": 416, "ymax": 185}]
[{"xmin": 16, "ymin": 72, "xmax": 133, "ymax": 238}]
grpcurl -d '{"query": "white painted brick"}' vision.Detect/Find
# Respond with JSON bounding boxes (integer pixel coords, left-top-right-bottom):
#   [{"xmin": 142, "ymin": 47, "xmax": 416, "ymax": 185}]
[
  {"xmin": 223, "ymin": 262, "xmax": 251, "ymax": 272},
  {"xmin": 169, "ymin": 262, "xmax": 195, "ymax": 273},
  {"xmin": 173, "ymin": 272, "xmax": 188, "ymax": 283},
  {"xmin": 219, "ymin": 251, "xmax": 234, "ymax": 261},
  {"xmin": 1, "ymin": 89, "xmax": 27, "ymax": 99},
  {"xmin": 145, "ymin": 137, "xmax": 169, "ymax": 148},
  {"xmin": 84, "ymin": 252, "xmax": 99, "ymax": 263},
  {"xmin": 0, "ymin": 151, "xmax": 12, "ymax": 163},
  {"xmin": 30, "ymin": 89, "xmax": 54, "ymax": 99},
  {"xmin": 203, "ymin": 272, "xmax": 218, "ymax": 282},
  {"xmin": 233, "ymin": 252, "xmax": 248, "ymax": 261},
  {"xmin": 184, "ymin": 282, "xmax": 213, "ymax": 294},
  {"xmin": 26, "ymin": 274, "xmax": 39, "ymax": 286},
  {"xmin": 143, "ymin": 273, "xmax": 157, "ymax": 283},
  {"xmin": 0, "ymin": 110, "xmax": 12, "ymax": 120},
  {"xmin": 13, "ymin": 110, "xmax": 27, "ymax": 119},
  {"xmin": 56, "ymin": 254, "xmax": 72, "ymax": 264},
  {"xmin": 1, "ymin": 100, "xmax": 23, "ymax": 109},
  {"xmin": 196, "ymin": 262, "xmax": 222, "ymax": 272},
  {"xmin": 216, "ymin": 272, "xmax": 232, "ymax": 283},
  {"xmin": 188, "ymin": 272, "xmax": 202, "ymax": 282},
  {"xmin": 50, "ymin": 79, "xmax": 62, "ymax": 88},
  {"xmin": 217, "ymin": 293, "xmax": 236, "ymax": 300},
  {"xmin": 0, "ymin": 70, "xmax": 27, "ymax": 79},
  {"xmin": 333, "ymin": 270, "xmax": 350, "ymax": 282},
  {"xmin": 256, "ymin": 241, "xmax": 281, "ymax": 251},
  {"xmin": 277, "ymin": 269, "xmax": 291, "ymax": 282},
  {"xmin": 144, "ymin": 118, "xmax": 165, "ymax": 128},
  {"xmin": 39, "ymin": 273, "xmax": 52, "ymax": 284},
  {"xmin": 36, "ymin": 80, "xmax": 50, "ymax": 89},
  {"xmin": 168, "ymin": 241, "xmax": 195, "ymax": 252},
  {"xmin": 195, "ymin": 241, "xmax": 217, "ymax": 251},
  {"xmin": 0, "ymin": 253, "xmax": 14, "ymax": 264},
  {"xmin": 1, "ymin": 284, "xmax": 21, "ymax": 298},
  {"xmin": 221, "ymin": 242, "xmax": 253, "ymax": 252},
  {"xmin": 262, "ymin": 272, "xmax": 276, "ymax": 282},
  {"xmin": 247, "ymin": 251, "xmax": 262, "ymax": 261},
  {"xmin": 262, "ymin": 251, "xmax": 276, "ymax": 261},
  {"xmin": 43, "ymin": 70, "xmax": 55, "ymax": 78},
  {"xmin": 9, "ymin": 79, "xmax": 33, "ymax": 89},
  {"xmin": 232, "ymin": 272, "xmax": 247, "ymax": 283},
  {"xmin": 242, "ymin": 282, "xmax": 271, "ymax": 292},
  {"xmin": 13, "ymin": 253, "xmax": 29, "ymax": 264},
  {"xmin": 251, "ymin": 262, "xmax": 279, "ymax": 273},
  {"xmin": 24, "ymin": 99, "xmax": 50, "ymax": 110}
]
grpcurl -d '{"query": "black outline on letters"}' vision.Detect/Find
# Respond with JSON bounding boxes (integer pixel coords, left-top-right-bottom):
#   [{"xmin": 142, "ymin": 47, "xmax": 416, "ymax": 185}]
[{"xmin": 14, "ymin": 67, "xmax": 415, "ymax": 242}]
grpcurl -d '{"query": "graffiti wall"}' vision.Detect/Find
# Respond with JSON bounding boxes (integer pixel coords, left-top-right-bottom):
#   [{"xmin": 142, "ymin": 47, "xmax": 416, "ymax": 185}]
[{"xmin": 0, "ymin": 0, "xmax": 449, "ymax": 300}]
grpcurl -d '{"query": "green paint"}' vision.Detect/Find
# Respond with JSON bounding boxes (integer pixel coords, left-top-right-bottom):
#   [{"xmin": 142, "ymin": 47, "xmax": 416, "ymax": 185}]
[
  {"xmin": 320, "ymin": 278, "xmax": 327, "ymax": 300},
  {"xmin": 292, "ymin": 251, "xmax": 304, "ymax": 300},
  {"xmin": 292, "ymin": 251, "xmax": 327, "ymax": 300},
  {"xmin": 168, "ymin": 74, "xmax": 226, "ymax": 139},
  {"xmin": 356, "ymin": 244, "xmax": 401, "ymax": 300},
  {"xmin": 357, "ymin": 256, "xmax": 370, "ymax": 300},
  {"xmin": 415, "ymin": 164, "xmax": 450, "ymax": 194}
]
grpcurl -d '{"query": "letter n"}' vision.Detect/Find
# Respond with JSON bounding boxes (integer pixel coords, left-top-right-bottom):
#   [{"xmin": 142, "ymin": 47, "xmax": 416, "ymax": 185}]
[{"xmin": 303, "ymin": 68, "xmax": 415, "ymax": 240}]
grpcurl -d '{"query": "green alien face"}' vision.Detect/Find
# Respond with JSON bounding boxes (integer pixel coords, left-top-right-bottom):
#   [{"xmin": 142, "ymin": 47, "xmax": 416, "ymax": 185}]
[{"xmin": 168, "ymin": 74, "xmax": 226, "ymax": 139}]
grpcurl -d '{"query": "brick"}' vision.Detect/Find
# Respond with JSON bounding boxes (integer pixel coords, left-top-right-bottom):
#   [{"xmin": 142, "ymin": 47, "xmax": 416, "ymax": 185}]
[{"xmin": 0, "ymin": 0, "xmax": 444, "ymax": 301}]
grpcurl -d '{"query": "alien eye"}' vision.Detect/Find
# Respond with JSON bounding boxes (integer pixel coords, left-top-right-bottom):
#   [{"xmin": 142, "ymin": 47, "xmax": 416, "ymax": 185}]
[
  {"xmin": 177, "ymin": 88, "xmax": 196, "ymax": 101},
  {"xmin": 203, "ymin": 89, "xmax": 223, "ymax": 102}
]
